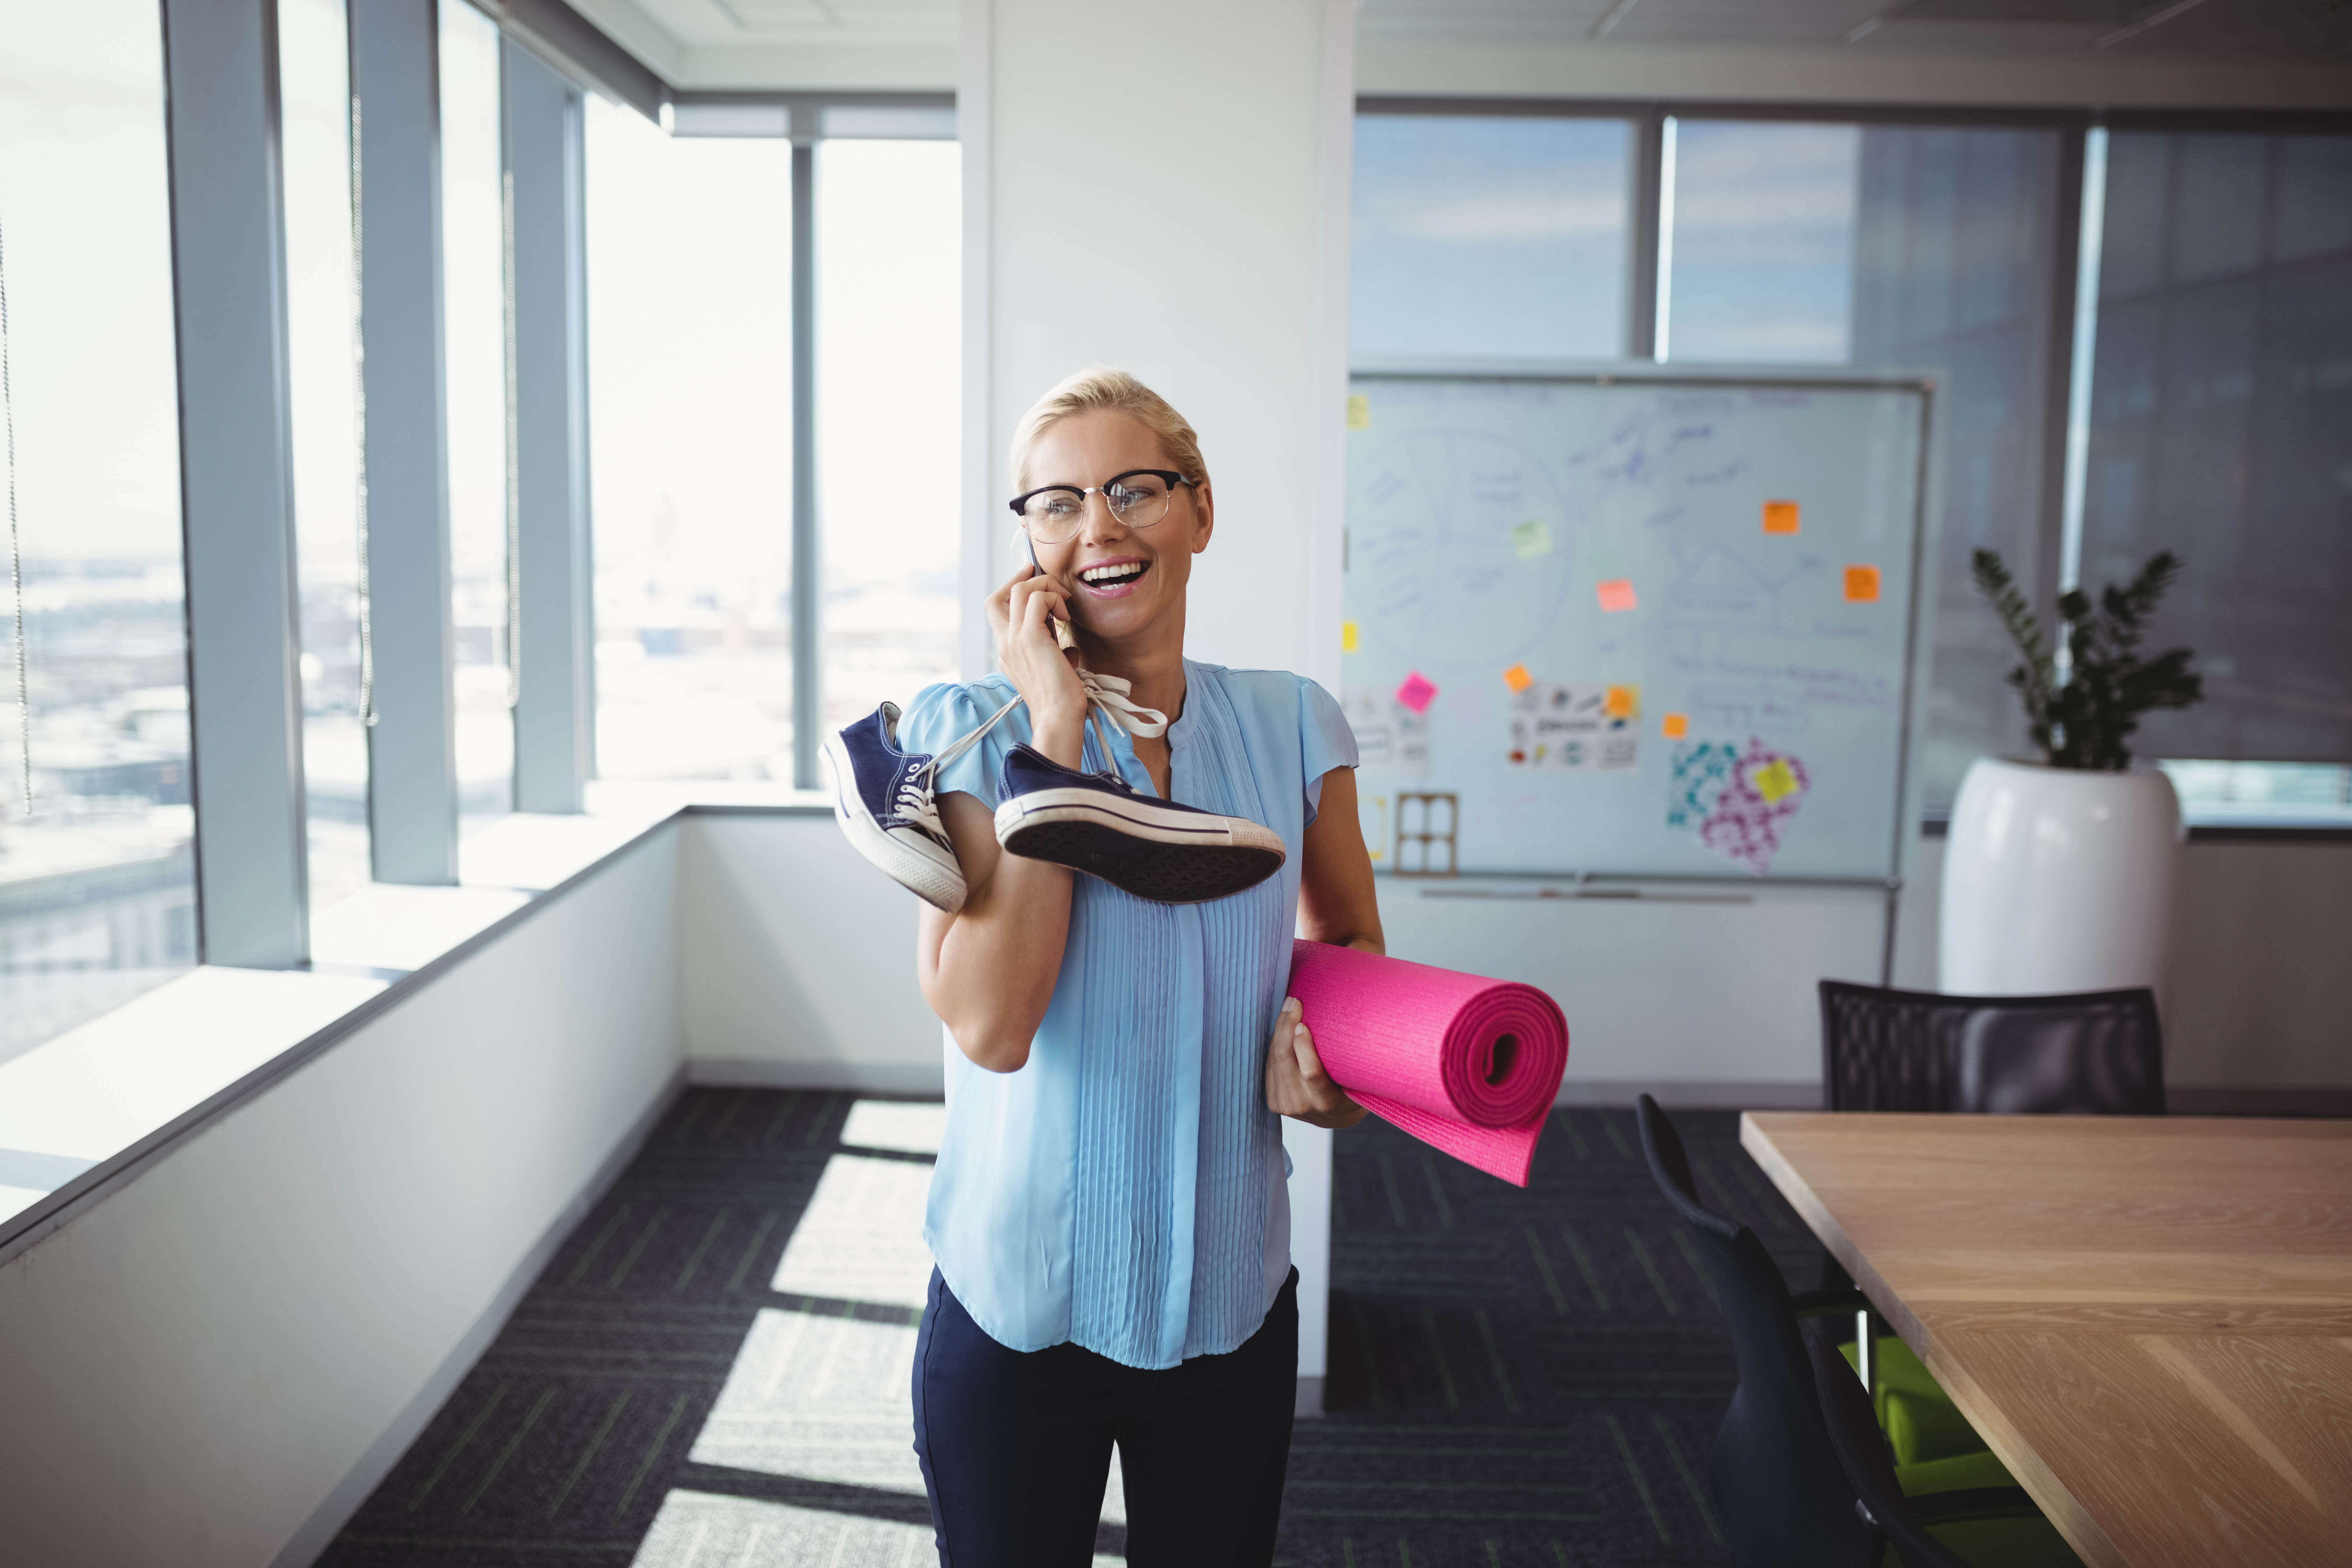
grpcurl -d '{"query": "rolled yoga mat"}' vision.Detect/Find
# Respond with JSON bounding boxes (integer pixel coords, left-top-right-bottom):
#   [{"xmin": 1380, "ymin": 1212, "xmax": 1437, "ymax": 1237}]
[{"xmin": 1287, "ymin": 939, "xmax": 1569, "ymax": 1187}]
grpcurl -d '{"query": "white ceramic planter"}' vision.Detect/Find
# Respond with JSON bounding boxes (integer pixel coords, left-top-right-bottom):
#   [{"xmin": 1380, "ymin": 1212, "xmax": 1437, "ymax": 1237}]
[{"xmin": 1940, "ymin": 757, "xmax": 2183, "ymax": 996}]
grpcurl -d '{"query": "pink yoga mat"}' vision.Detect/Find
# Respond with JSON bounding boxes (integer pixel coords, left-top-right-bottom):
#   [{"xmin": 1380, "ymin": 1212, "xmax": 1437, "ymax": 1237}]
[{"xmin": 1287, "ymin": 940, "xmax": 1569, "ymax": 1187}]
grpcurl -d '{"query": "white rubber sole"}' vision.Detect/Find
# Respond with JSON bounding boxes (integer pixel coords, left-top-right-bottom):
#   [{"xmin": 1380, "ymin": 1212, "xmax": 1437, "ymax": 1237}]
[
  {"xmin": 994, "ymin": 790, "xmax": 1286, "ymax": 904},
  {"xmin": 821, "ymin": 733, "xmax": 967, "ymax": 913},
  {"xmin": 994, "ymin": 789, "xmax": 1285, "ymax": 852}
]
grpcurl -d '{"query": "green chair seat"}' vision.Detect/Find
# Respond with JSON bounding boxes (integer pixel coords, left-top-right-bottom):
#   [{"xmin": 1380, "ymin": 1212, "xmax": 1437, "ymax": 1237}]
[
  {"xmin": 1842, "ymin": 1333, "xmax": 1989, "ymax": 1465},
  {"xmin": 1884, "ymin": 1448, "xmax": 2085, "ymax": 1568}
]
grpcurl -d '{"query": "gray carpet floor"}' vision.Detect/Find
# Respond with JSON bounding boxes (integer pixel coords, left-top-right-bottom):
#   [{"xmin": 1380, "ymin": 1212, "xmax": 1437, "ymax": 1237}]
[{"xmin": 319, "ymin": 1089, "xmax": 1827, "ymax": 1567}]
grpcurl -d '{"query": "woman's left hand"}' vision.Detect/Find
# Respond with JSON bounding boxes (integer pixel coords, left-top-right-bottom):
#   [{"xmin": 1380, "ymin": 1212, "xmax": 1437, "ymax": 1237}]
[{"xmin": 1266, "ymin": 997, "xmax": 1367, "ymax": 1129}]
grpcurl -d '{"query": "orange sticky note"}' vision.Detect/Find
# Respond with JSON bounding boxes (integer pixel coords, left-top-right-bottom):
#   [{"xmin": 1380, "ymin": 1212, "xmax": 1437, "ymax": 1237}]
[
  {"xmin": 1763, "ymin": 500, "xmax": 1800, "ymax": 535},
  {"xmin": 1603, "ymin": 683, "xmax": 1638, "ymax": 719},
  {"xmin": 1502, "ymin": 663, "xmax": 1534, "ymax": 693},
  {"xmin": 1662, "ymin": 712, "xmax": 1689, "ymax": 739},
  {"xmin": 1341, "ymin": 620, "xmax": 1359, "ymax": 653},
  {"xmin": 1595, "ymin": 578, "xmax": 1638, "ymax": 613},
  {"xmin": 1844, "ymin": 564, "xmax": 1881, "ymax": 603}
]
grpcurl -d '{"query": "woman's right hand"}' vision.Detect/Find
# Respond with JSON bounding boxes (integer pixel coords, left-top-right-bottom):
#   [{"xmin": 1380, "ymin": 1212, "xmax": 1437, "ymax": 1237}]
[{"xmin": 987, "ymin": 565, "xmax": 1089, "ymax": 764}]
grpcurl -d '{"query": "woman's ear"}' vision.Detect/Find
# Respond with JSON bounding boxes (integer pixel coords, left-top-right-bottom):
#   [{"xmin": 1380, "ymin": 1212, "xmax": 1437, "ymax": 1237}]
[{"xmin": 1190, "ymin": 480, "xmax": 1214, "ymax": 554}]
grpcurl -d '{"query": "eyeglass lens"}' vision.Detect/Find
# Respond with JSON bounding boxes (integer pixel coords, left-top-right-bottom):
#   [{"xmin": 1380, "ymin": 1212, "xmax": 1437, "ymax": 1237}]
[{"xmin": 1021, "ymin": 476, "xmax": 1174, "ymax": 543}]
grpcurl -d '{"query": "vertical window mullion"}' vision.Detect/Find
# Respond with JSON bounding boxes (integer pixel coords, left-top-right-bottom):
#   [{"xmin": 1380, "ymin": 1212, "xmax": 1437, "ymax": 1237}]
[
  {"xmin": 504, "ymin": 37, "xmax": 594, "ymax": 812},
  {"xmin": 790, "ymin": 133, "xmax": 818, "ymax": 790},
  {"xmin": 350, "ymin": 0, "xmax": 459, "ymax": 884},
  {"xmin": 162, "ymin": 0, "xmax": 311, "ymax": 964},
  {"xmin": 1629, "ymin": 110, "xmax": 1664, "ymax": 360}
]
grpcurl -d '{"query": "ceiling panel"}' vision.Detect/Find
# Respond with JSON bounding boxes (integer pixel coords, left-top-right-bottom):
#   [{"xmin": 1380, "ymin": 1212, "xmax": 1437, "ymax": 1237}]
[{"xmin": 628, "ymin": 0, "xmax": 954, "ymax": 50}]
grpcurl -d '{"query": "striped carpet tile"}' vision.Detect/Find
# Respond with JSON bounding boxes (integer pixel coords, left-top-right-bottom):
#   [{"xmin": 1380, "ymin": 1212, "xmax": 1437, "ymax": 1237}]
[{"xmin": 319, "ymin": 1090, "xmax": 1825, "ymax": 1567}]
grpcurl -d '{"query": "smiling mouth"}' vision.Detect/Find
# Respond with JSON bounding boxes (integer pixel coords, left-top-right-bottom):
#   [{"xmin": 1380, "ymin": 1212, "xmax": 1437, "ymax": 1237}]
[{"xmin": 1077, "ymin": 560, "xmax": 1149, "ymax": 591}]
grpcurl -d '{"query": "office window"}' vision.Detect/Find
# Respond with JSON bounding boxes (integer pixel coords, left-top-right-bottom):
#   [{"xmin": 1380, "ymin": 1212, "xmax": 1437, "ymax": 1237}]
[
  {"xmin": 1353, "ymin": 115, "xmax": 1633, "ymax": 360},
  {"xmin": 1850, "ymin": 126, "xmax": 2065, "ymax": 804},
  {"xmin": 441, "ymin": 0, "xmax": 513, "ymax": 826},
  {"xmin": 280, "ymin": 0, "xmax": 370, "ymax": 915},
  {"xmin": 1662, "ymin": 120, "xmax": 1860, "ymax": 363},
  {"xmin": 2080, "ymin": 131, "xmax": 2352, "ymax": 765},
  {"xmin": 586, "ymin": 99, "xmax": 794, "ymax": 781},
  {"xmin": 0, "ymin": 1, "xmax": 196, "ymax": 1065},
  {"xmin": 816, "ymin": 138, "xmax": 961, "ymax": 737}
]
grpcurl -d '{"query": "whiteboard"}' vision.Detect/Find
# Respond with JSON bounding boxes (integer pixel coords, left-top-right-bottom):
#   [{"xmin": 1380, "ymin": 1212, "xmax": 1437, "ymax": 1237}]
[{"xmin": 1342, "ymin": 370, "xmax": 1934, "ymax": 883}]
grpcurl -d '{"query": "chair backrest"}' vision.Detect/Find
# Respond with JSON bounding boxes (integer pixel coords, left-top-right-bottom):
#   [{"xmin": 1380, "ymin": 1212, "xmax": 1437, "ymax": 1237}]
[
  {"xmin": 1818, "ymin": 981, "xmax": 2165, "ymax": 1115},
  {"xmin": 1802, "ymin": 1326, "xmax": 1972, "ymax": 1568},
  {"xmin": 1634, "ymin": 1095, "xmax": 1878, "ymax": 1568}
]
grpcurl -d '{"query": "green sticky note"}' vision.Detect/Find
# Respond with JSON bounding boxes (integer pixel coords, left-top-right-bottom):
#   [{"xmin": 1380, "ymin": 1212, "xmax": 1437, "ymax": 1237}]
[{"xmin": 1511, "ymin": 519, "xmax": 1552, "ymax": 560}]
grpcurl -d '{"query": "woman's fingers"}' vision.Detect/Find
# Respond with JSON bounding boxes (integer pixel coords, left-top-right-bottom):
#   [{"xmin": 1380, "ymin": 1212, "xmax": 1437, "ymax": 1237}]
[{"xmin": 1292, "ymin": 1022, "xmax": 1328, "ymax": 1089}]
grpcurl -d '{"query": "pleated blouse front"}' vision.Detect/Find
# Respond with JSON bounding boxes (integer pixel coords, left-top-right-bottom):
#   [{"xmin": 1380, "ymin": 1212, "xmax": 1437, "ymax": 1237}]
[{"xmin": 896, "ymin": 660, "xmax": 1357, "ymax": 1371}]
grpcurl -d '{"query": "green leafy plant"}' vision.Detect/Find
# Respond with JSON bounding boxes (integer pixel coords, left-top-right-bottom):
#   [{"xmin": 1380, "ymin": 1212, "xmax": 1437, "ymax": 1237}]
[{"xmin": 1969, "ymin": 547, "xmax": 2205, "ymax": 771}]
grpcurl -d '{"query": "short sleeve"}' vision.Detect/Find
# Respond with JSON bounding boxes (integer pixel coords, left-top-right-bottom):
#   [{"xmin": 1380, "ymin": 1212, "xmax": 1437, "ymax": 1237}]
[
  {"xmin": 1298, "ymin": 677, "xmax": 1358, "ymax": 827},
  {"xmin": 896, "ymin": 679, "xmax": 1023, "ymax": 810}
]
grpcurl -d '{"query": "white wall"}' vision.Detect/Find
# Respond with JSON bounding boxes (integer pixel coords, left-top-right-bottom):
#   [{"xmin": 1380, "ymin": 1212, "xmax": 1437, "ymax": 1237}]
[
  {"xmin": 960, "ymin": 0, "xmax": 1355, "ymax": 682},
  {"xmin": 680, "ymin": 811, "xmax": 944, "ymax": 1091},
  {"xmin": 0, "ymin": 830, "xmax": 683, "ymax": 1568}
]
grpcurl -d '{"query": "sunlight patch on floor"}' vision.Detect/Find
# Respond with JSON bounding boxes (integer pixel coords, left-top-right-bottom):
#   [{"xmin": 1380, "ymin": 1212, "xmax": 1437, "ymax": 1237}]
[
  {"xmin": 840, "ymin": 1099, "xmax": 948, "ymax": 1156},
  {"xmin": 771, "ymin": 1152, "xmax": 936, "ymax": 1308}
]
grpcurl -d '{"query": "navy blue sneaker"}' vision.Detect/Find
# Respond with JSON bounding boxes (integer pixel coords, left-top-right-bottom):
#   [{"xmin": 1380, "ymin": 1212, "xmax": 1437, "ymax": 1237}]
[
  {"xmin": 993, "ymin": 743, "xmax": 1286, "ymax": 904},
  {"xmin": 822, "ymin": 702, "xmax": 968, "ymax": 912}
]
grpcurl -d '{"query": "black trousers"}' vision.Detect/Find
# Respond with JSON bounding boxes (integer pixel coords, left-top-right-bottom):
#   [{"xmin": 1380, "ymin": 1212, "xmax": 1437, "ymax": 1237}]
[{"xmin": 910, "ymin": 1266, "xmax": 1298, "ymax": 1567}]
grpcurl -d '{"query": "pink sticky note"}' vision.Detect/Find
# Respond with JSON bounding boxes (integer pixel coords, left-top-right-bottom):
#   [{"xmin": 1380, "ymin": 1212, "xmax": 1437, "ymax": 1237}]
[
  {"xmin": 1395, "ymin": 671, "xmax": 1438, "ymax": 715},
  {"xmin": 1596, "ymin": 578, "xmax": 1638, "ymax": 613}
]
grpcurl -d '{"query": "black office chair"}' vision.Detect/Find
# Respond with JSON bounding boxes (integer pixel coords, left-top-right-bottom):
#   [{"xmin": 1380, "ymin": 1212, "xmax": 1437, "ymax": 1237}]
[
  {"xmin": 1818, "ymin": 980, "xmax": 2165, "ymax": 1115},
  {"xmin": 1636, "ymin": 1095, "xmax": 2066, "ymax": 1568},
  {"xmin": 1802, "ymin": 1325, "xmax": 2080, "ymax": 1568},
  {"xmin": 1634, "ymin": 1093, "xmax": 1877, "ymax": 1567}
]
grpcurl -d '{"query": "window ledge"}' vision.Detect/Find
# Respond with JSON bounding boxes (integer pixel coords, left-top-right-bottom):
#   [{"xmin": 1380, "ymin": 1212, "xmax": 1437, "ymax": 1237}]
[{"xmin": 0, "ymin": 783, "xmax": 833, "ymax": 1266}]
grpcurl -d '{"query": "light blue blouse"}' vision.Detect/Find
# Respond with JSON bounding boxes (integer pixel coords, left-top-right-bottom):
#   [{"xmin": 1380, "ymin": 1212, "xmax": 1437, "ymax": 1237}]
[{"xmin": 898, "ymin": 660, "xmax": 1358, "ymax": 1371}]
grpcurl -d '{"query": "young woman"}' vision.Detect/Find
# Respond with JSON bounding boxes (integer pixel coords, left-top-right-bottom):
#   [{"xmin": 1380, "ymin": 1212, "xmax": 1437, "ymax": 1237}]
[{"xmin": 896, "ymin": 368, "xmax": 1383, "ymax": 1566}]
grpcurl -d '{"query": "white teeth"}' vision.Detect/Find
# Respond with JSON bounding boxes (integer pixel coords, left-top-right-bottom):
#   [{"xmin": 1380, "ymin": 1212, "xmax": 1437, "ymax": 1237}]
[{"xmin": 1082, "ymin": 562, "xmax": 1144, "ymax": 584}]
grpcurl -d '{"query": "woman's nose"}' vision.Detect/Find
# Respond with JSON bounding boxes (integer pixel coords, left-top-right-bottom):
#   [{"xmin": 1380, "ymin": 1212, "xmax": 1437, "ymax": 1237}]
[{"xmin": 1080, "ymin": 491, "xmax": 1130, "ymax": 543}]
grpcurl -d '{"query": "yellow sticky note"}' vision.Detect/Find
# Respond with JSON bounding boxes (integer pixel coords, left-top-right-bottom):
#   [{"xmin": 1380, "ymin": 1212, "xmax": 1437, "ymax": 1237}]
[
  {"xmin": 1662, "ymin": 712, "xmax": 1689, "ymax": 739},
  {"xmin": 1502, "ymin": 663, "xmax": 1534, "ymax": 693},
  {"xmin": 1753, "ymin": 758, "xmax": 1798, "ymax": 804},
  {"xmin": 1603, "ymin": 683, "xmax": 1639, "ymax": 719},
  {"xmin": 1844, "ymin": 564, "xmax": 1881, "ymax": 603},
  {"xmin": 1346, "ymin": 394, "xmax": 1370, "ymax": 430},
  {"xmin": 1510, "ymin": 519, "xmax": 1552, "ymax": 560},
  {"xmin": 1595, "ymin": 578, "xmax": 1638, "ymax": 614},
  {"xmin": 1763, "ymin": 499, "xmax": 1801, "ymax": 535},
  {"xmin": 1341, "ymin": 620, "xmax": 1359, "ymax": 653}
]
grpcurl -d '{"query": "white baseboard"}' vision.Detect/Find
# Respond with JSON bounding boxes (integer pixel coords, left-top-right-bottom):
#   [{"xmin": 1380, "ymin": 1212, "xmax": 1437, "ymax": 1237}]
[
  {"xmin": 687, "ymin": 1057, "xmax": 948, "ymax": 1097},
  {"xmin": 270, "ymin": 1066, "xmax": 688, "ymax": 1568},
  {"xmin": 1295, "ymin": 1376, "xmax": 1325, "ymax": 1419},
  {"xmin": 1554, "ymin": 1078, "xmax": 1822, "ymax": 1110}
]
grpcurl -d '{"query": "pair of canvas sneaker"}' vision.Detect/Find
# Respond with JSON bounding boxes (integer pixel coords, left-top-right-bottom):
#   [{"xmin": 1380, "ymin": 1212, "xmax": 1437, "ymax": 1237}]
[{"xmin": 821, "ymin": 671, "xmax": 1286, "ymax": 913}]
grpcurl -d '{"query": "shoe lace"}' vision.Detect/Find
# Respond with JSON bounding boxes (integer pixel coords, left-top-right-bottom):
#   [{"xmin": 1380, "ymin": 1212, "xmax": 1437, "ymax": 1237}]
[
  {"xmin": 919, "ymin": 666, "xmax": 1170, "ymax": 788},
  {"xmin": 895, "ymin": 770, "xmax": 951, "ymax": 846}
]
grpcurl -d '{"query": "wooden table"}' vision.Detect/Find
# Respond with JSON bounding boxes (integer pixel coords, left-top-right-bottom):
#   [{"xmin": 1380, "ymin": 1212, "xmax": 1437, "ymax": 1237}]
[{"xmin": 1740, "ymin": 1113, "xmax": 2352, "ymax": 1568}]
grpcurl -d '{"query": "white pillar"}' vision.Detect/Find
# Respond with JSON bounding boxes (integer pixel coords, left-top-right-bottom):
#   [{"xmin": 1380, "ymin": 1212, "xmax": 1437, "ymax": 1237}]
[{"xmin": 960, "ymin": 0, "xmax": 1357, "ymax": 1407}]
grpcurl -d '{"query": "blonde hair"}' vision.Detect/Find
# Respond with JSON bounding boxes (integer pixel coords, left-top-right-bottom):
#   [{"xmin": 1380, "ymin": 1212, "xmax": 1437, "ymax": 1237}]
[{"xmin": 1009, "ymin": 368, "xmax": 1209, "ymax": 492}]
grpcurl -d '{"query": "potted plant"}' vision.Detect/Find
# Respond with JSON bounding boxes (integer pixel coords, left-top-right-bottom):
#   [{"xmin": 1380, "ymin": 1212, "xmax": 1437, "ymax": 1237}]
[{"xmin": 1940, "ymin": 549, "xmax": 2204, "ymax": 996}]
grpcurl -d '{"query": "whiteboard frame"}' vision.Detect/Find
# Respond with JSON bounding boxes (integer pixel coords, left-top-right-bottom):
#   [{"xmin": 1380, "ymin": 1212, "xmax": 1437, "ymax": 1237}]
[{"xmin": 1343, "ymin": 359, "xmax": 1947, "ymax": 946}]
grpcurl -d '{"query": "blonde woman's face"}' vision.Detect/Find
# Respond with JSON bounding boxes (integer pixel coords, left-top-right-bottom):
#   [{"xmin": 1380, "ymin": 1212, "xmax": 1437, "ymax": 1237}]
[{"xmin": 1020, "ymin": 410, "xmax": 1212, "ymax": 647}]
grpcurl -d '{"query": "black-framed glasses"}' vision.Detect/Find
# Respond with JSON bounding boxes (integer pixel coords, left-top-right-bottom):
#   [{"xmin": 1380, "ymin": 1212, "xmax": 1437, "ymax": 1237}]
[{"xmin": 1008, "ymin": 469, "xmax": 1198, "ymax": 544}]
